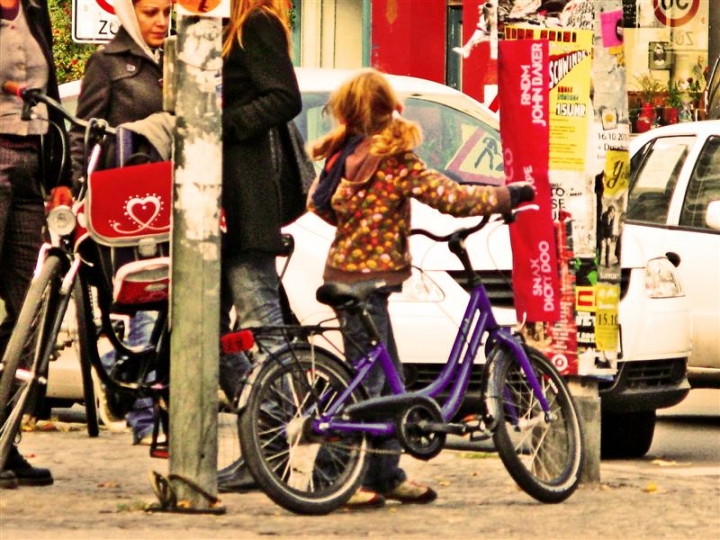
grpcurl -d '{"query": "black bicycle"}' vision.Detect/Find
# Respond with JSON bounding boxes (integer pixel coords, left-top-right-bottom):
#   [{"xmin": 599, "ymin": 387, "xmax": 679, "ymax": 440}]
[{"xmin": 0, "ymin": 83, "xmax": 172, "ymax": 470}]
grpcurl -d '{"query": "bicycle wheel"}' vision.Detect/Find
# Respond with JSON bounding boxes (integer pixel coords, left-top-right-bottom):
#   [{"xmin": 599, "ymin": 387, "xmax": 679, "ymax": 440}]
[
  {"xmin": 488, "ymin": 345, "xmax": 583, "ymax": 503},
  {"xmin": 238, "ymin": 344, "xmax": 369, "ymax": 515},
  {"xmin": 0, "ymin": 255, "xmax": 64, "ymax": 469}
]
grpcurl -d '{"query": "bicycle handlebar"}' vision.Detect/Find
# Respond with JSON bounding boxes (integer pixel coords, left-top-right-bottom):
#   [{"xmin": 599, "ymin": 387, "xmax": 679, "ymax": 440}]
[
  {"xmin": 410, "ymin": 204, "xmax": 539, "ymax": 243},
  {"xmin": 1, "ymin": 82, "xmax": 116, "ymax": 136}
]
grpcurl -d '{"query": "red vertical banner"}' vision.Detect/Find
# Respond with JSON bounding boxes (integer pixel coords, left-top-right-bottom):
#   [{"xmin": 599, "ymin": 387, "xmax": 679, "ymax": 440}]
[{"xmin": 498, "ymin": 39, "xmax": 560, "ymax": 322}]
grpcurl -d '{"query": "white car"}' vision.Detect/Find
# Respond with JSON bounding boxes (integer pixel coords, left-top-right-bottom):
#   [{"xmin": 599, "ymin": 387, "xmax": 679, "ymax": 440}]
[
  {"xmin": 49, "ymin": 68, "xmax": 692, "ymax": 458},
  {"xmin": 627, "ymin": 120, "xmax": 720, "ymax": 388}
]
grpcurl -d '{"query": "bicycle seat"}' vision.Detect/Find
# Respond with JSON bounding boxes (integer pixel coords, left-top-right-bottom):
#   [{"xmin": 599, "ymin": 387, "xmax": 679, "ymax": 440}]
[{"xmin": 316, "ymin": 280, "xmax": 388, "ymax": 309}]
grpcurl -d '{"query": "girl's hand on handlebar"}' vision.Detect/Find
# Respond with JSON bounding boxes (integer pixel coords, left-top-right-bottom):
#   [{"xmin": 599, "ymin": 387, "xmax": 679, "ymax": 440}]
[{"xmin": 507, "ymin": 182, "xmax": 536, "ymax": 208}]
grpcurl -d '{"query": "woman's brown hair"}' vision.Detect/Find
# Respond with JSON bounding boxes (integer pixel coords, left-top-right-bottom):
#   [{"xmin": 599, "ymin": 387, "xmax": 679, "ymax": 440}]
[{"xmin": 221, "ymin": 0, "xmax": 292, "ymax": 58}]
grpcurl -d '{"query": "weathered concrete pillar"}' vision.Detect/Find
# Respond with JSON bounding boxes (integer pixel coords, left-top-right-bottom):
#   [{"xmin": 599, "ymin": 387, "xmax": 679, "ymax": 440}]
[
  {"xmin": 569, "ymin": 377, "xmax": 601, "ymax": 484},
  {"xmin": 168, "ymin": 13, "xmax": 223, "ymax": 512}
]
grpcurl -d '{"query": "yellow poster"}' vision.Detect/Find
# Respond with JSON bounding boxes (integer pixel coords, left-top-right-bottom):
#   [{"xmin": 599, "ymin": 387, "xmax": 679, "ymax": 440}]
[
  {"xmin": 547, "ymin": 31, "xmax": 594, "ymax": 170},
  {"xmin": 595, "ymin": 282, "xmax": 620, "ymax": 351},
  {"xmin": 603, "ymin": 148, "xmax": 630, "ymax": 197}
]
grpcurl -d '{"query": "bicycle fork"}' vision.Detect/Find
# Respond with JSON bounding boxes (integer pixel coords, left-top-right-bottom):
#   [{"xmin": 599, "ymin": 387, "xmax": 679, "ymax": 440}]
[
  {"xmin": 485, "ymin": 332, "xmax": 555, "ymax": 428},
  {"xmin": 35, "ymin": 251, "xmax": 80, "ymax": 387}
]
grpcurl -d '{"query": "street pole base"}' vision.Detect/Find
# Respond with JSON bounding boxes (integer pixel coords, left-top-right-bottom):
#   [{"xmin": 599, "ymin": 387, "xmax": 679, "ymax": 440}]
[{"xmin": 147, "ymin": 470, "xmax": 226, "ymax": 515}]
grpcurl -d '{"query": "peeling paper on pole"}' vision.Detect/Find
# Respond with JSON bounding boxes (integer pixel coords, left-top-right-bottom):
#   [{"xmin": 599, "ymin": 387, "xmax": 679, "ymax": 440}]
[{"xmin": 175, "ymin": 136, "xmax": 222, "ymax": 249}]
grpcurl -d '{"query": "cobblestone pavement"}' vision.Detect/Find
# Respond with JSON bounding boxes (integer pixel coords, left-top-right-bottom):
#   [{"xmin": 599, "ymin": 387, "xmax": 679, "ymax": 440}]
[{"xmin": 1, "ymin": 413, "xmax": 718, "ymax": 540}]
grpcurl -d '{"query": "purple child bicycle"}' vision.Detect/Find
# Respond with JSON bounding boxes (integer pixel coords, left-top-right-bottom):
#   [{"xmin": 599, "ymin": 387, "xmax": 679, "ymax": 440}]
[{"xmin": 233, "ymin": 208, "xmax": 584, "ymax": 515}]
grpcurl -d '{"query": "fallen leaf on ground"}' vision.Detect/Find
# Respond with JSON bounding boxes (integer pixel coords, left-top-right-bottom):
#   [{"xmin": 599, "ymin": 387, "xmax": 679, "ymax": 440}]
[{"xmin": 98, "ymin": 480, "xmax": 120, "ymax": 488}]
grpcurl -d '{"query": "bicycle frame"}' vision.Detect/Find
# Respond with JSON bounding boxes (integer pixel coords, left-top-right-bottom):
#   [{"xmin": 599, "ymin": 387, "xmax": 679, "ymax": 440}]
[
  {"xmin": 238, "ymin": 208, "xmax": 584, "ymax": 513},
  {"xmin": 307, "ymin": 231, "xmax": 551, "ymax": 440}
]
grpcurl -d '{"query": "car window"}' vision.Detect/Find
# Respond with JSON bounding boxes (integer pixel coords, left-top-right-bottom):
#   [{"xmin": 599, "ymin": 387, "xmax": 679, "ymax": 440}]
[
  {"xmin": 296, "ymin": 92, "xmax": 504, "ymax": 186},
  {"xmin": 706, "ymin": 57, "xmax": 720, "ymax": 120},
  {"xmin": 678, "ymin": 135, "xmax": 720, "ymax": 230},
  {"xmin": 403, "ymin": 98, "xmax": 503, "ymax": 186},
  {"xmin": 626, "ymin": 136, "xmax": 694, "ymax": 224}
]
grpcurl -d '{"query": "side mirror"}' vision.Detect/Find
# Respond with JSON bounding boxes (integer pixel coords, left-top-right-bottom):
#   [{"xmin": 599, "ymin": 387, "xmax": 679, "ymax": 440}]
[{"xmin": 706, "ymin": 200, "xmax": 720, "ymax": 231}]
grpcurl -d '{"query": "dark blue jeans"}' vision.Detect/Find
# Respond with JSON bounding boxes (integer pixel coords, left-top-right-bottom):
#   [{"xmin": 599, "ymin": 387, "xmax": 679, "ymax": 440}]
[
  {"xmin": 338, "ymin": 285, "xmax": 407, "ymax": 494},
  {"xmin": 219, "ymin": 251, "xmax": 285, "ymax": 403},
  {"xmin": 100, "ymin": 310, "xmax": 157, "ymax": 442}
]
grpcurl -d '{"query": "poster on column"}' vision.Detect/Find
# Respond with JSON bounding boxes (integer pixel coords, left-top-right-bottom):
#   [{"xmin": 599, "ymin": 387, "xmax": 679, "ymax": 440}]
[
  {"xmin": 497, "ymin": 38, "xmax": 560, "ymax": 325},
  {"xmin": 504, "ymin": 25, "xmax": 595, "ymax": 258},
  {"xmin": 560, "ymin": 0, "xmax": 628, "ymax": 374},
  {"xmin": 591, "ymin": 1, "xmax": 630, "ymax": 364}
]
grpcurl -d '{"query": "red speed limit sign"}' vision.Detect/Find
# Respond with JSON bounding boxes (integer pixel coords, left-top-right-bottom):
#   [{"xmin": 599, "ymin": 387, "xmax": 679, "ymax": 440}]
[{"xmin": 653, "ymin": 0, "xmax": 700, "ymax": 27}]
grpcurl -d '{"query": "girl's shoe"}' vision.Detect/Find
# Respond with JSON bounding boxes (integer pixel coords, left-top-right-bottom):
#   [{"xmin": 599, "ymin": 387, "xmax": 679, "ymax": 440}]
[
  {"xmin": 383, "ymin": 480, "xmax": 437, "ymax": 504},
  {"xmin": 344, "ymin": 488, "xmax": 386, "ymax": 509}
]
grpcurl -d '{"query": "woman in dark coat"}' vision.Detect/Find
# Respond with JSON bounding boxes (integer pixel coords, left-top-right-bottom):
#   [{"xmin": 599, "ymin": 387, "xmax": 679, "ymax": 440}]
[
  {"xmin": 221, "ymin": 0, "xmax": 302, "ymax": 258},
  {"xmin": 216, "ymin": 0, "xmax": 301, "ymax": 492}
]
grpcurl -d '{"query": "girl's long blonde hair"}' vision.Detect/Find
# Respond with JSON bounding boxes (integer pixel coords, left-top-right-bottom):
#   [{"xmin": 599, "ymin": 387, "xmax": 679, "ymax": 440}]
[
  {"xmin": 222, "ymin": 0, "xmax": 292, "ymax": 58},
  {"xmin": 311, "ymin": 68, "xmax": 423, "ymax": 161}
]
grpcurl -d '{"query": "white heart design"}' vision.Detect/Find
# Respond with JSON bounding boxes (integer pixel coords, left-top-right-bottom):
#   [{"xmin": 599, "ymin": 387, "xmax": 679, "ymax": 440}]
[
  {"xmin": 126, "ymin": 196, "xmax": 161, "ymax": 231},
  {"xmin": 111, "ymin": 194, "xmax": 168, "ymax": 235}
]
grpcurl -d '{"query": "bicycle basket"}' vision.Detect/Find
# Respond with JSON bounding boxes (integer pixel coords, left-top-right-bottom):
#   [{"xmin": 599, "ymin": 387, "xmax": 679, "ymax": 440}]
[{"xmin": 85, "ymin": 160, "xmax": 172, "ymax": 307}]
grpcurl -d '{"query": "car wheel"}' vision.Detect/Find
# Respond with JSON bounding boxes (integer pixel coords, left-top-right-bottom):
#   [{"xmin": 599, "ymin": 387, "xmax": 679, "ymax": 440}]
[{"xmin": 601, "ymin": 410, "xmax": 657, "ymax": 459}]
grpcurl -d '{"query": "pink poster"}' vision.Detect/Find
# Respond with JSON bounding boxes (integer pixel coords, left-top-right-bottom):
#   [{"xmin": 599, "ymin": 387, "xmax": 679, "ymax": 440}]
[{"xmin": 498, "ymin": 39, "xmax": 560, "ymax": 322}]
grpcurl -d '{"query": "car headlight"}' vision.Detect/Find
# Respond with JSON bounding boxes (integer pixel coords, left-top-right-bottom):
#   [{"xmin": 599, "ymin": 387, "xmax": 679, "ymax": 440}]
[{"xmin": 645, "ymin": 256, "xmax": 684, "ymax": 298}]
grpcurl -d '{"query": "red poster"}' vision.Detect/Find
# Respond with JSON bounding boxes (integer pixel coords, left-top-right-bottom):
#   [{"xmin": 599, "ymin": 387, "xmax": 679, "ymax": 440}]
[{"xmin": 498, "ymin": 39, "xmax": 560, "ymax": 322}]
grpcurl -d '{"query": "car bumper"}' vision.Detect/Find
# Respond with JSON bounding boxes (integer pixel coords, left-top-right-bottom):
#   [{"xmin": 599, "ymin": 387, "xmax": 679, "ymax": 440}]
[{"xmin": 598, "ymin": 357, "xmax": 690, "ymax": 413}]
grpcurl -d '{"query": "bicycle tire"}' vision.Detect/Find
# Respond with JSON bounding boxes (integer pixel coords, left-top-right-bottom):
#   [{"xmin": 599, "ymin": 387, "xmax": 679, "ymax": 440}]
[
  {"xmin": 0, "ymin": 255, "xmax": 64, "ymax": 469},
  {"xmin": 488, "ymin": 345, "xmax": 583, "ymax": 503},
  {"xmin": 238, "ymin": 343, "xmax": 369, "ymax": 515}
]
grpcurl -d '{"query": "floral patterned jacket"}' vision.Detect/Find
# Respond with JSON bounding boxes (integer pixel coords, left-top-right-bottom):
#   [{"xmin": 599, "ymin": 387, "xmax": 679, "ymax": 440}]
[{"xmin": 308, "ymin": 138, "xmax": 512, "ymax": 286}]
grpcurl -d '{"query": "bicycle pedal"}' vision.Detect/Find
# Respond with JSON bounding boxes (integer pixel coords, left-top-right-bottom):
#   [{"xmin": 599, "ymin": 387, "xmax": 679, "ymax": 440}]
[
  {"xmin": 150, "ymin": 444, "xmax": 169, "ymax": 459},
  {"xmin": 460, "ymin": 414, "xmax": 480, "ymax": 429},
  {"xmin": 468, "ymin": 430, "xmax": 493, "ymax": 442},
  {"xmin": 221, "ymin": 330, "xmax": 254, "ymax": 354},
  {"xmin": 438, "ymin": 422, "xmax": 467, "ymax": 436}
]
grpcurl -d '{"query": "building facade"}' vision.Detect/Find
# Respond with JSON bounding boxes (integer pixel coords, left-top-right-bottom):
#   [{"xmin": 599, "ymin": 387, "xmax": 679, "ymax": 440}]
[{"xmin": 295, "ymin": 0, "xmax": 718, "ymax": 121}]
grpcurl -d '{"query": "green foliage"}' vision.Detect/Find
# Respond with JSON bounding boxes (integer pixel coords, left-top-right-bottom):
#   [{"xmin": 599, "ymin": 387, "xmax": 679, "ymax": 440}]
[
  {"xmin": 666, "ymin": 80, "xmax": 683, "ymax": 109},
  {"xmin": 49, "ymin": 0, "xmax": 98, "ymax": 83},
  {"xmin": 634, "ymin": 73, "xmax": 664, "ymax": 104}
]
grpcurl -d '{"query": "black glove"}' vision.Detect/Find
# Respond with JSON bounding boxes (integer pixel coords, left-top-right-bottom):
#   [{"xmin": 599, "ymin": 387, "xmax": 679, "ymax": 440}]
[{"xmin": 507, "ymin": 182, "xmax": 536, "ymax": 208}]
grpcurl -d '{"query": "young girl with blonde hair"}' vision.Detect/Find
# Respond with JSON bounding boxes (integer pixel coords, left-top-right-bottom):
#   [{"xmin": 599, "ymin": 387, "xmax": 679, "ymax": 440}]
[{"xmin": 308, "ymin": 68, "xmax": 534, "ymax": 508}]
